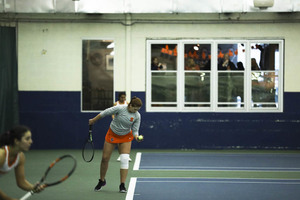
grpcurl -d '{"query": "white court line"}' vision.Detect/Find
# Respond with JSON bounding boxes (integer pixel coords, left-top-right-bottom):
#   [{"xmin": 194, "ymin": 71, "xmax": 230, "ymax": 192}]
[
  {"xmin": 136, "ymin": 178, "xmax": 300, "ymax": 185},
  {"xmin": 137, "ymin": 180, "xmax": 300, "ymax": 185},
  {"xmin": 133, "ymin": 152, "xmax": 142, "ymax": 170},
  {"xmin": 125, "ymin": 177, "xmax": 137, "ymax": 200},
  {"xmin": 142, "ymin": 153, "xmax": 300, "ymax": 157},
  {"xmin": 140, "ymin": 166, "xmax": 300, "ymax": 171}
]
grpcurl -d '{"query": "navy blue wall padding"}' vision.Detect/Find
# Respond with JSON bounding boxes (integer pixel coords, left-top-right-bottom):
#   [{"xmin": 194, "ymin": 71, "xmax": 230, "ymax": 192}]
[{"xmin": 19, "ymin": 91, "xmax": 300, "ymax": 150}]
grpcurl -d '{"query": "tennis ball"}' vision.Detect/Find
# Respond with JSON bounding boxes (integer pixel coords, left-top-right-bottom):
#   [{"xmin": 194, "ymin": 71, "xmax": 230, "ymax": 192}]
[{"xmin": 138, "ymin": 135, "xmax": 144, "ymax": 140}]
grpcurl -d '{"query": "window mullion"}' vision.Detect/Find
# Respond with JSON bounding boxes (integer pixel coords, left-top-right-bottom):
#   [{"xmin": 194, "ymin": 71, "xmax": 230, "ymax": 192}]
[
  {"xmin": 211, "ymin": 41, "xmax": 218, "ymax": 111},
  {"xmin": 146, "ymin": 40, "xmax": 152, "ymax": 112},
  {"xmin": 178, "ymin": 42, "xmax": 184, "ymax": 111},
  {"xmin": 245, "ymin": 41, "xmax": 251, "ymax": 112},
  {"xmin": 278, "ymin": 40, "xmax": 284, "ymax": 111}
]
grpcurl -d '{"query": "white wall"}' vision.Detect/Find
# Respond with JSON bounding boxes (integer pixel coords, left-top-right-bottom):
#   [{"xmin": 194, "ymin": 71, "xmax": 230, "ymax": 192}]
[
  {"xmin": 18, "ymin": 18, "xmax": 300, "ymax": 92},
  {"xmin": 18, "ymin": 22, "xmax": 126, "ymax": 91}
]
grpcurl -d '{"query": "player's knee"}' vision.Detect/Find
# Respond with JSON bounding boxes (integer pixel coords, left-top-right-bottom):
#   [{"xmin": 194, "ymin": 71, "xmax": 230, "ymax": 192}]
[
  {"xmin": 101, "ymin": 155, "xmax": 110, "ymax": 163},
  {"xmin": 120, "ymin": 154, "xmax": 130, "ymax": 169}
]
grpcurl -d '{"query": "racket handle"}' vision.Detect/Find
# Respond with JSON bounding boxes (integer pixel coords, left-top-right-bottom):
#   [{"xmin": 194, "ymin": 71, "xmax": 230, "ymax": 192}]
[{"xmin": 20, "ymin": 191, "xmax": 33, "ymax": 200}]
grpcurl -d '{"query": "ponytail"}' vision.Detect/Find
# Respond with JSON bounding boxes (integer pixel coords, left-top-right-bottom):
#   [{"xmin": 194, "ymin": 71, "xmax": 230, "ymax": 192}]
[
  {"xmin": 0, "ymin": 125, "xmax": 31, "ymax": 147},
  {"xmin": 0, "ymin": 131, "xmax": 11, "ymax": 147}
]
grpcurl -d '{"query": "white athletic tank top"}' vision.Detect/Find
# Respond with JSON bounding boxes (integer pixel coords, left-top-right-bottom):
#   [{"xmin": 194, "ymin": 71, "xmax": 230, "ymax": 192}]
[
  {"xmin": 116, "ymin": 101, "xmax": 128, "ymax": 106},
  {"xmin": 0, "ymin": 146, "xmax": 20, "ymax": 175}
]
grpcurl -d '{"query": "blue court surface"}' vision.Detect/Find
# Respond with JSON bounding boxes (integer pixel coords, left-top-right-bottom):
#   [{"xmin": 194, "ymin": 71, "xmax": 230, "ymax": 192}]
[
  {"xmin": 126, "ymin": 177, "xmax": 300, "ymax": 200},
  {"xmin": 128, "ymin": 152, "xmax": 300, "ymax": 200},
  {"xmin": 134, "ymin": 152, "xmax": 300, "ymax": 171}
]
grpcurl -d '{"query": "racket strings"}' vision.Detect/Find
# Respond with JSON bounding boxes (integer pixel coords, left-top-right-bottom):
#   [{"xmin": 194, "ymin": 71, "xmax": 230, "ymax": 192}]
[
  {"xmin": 82, "ymin": 125, "xmax": 95, "ymax": 162},
  {"xmin": 43, "ymin": 156, "xmax": 76, "ymax": 185},
  {"xmin": 82, "ymin": 141, "xmax": 94, "ymax": 162}
]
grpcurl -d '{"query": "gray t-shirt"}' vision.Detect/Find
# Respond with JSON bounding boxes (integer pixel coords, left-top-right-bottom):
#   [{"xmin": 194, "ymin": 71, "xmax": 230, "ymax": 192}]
[{"xmin": 100, "ymin": 105, "xmax": 141, "ymax": 136}]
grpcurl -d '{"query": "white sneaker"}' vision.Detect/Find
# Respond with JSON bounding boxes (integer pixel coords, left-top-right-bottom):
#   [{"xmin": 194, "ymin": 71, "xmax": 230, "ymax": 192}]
[{"xmin": 117, "ymin": 156, "xmax": 132, "ymax": 162}]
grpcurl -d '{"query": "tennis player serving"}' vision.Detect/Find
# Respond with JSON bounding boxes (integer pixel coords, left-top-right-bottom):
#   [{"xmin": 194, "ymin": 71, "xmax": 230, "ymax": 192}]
[
  {"xmin": 0, "ymin": 125, "xmax": 44, "ymax": 200},
  {"xmin": 89, "ymin": 96, "xmax": 143, "ymax": 193}
]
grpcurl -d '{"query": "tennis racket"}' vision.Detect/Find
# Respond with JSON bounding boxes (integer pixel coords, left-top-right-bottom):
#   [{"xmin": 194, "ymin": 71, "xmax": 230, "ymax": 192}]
[
  {"xmin": 20, "ymin": 154, "xmax": 77, "ymax": 200},
  {"xmin": 82, "ymin": 125, "xmax": 95, "ymax": 162}
]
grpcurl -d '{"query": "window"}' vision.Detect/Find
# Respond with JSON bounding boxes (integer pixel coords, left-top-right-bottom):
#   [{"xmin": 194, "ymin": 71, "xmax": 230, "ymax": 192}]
[
  {"xmin": 146, "ymin": 40, "xmax": 283, "ymax": 112},
  {"xmin": 217, "ymin": 43, "xmax": 245, "ymax": 108},
  {"xmin": 82, "ymin": 39, "xmax": 114, "ymax": 111},
  {"xmin": 250, "ymin": 43, "xmax": 279, "ymax": 108},
  {"xmin": 184, "ymin": 43, "xmax": 211, "ymax": 108},
  {"xmin": 150, "ymin": 43, "xmax": 178, "ymax": 108}
]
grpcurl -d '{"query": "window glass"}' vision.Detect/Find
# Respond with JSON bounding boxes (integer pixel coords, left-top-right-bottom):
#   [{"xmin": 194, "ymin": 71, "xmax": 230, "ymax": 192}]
[
  {"xmin": 82, "ymin": 40, "xmax": 114, "ymax": 111},
  {"xmin": 151, "ymin": 44, "xmax": 177, "ymax": 71},
  {"xmin": 185, "ymin": 72, "xmax": 210, "ymax": 107},
  {"xmin": 184, "ymin": 44, "xmax": 211, "ymax": 71},
  {"xmin": 250, "ymin": 43, "xmax": 279, "ymax": 71},
  {"xmin": 252, "ymin": 72, "xmax": 278, "ymax": 107},
  {"xmin": 151, "ymin": 72, "xmax": 177, "ymax": 106},
  {"xmin": 218, "ymin": 72, "xmax": 244, "ymax": 107},
  {"xmin": 218, "ymin": 43, "xmax": 245, "ymax": 71}
]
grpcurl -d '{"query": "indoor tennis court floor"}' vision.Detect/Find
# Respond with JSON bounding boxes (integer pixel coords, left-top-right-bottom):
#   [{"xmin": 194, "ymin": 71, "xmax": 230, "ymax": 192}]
[
  {"xmin": 126, "ymin": 152, "xmax": 300, "ymax": 200},
  {"xmin": 1, "ymin": 149, "xmax": 300, "ymax": 200}
]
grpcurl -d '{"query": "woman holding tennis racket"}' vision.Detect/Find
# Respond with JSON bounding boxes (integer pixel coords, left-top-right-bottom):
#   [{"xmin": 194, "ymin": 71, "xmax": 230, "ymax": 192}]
[
  {"xmin": 89, "ymin": 96, "xmax": 143, "ymax": 193},
  {"xmin": 0, "ymin": 125, "xmax": 44, "ymax": 200}
]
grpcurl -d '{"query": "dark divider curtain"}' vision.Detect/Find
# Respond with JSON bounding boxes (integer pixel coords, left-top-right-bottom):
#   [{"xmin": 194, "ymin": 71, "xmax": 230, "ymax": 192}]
[{"xmin": 0, "ymin": 27, "xmax": 19, "ymax": 134}]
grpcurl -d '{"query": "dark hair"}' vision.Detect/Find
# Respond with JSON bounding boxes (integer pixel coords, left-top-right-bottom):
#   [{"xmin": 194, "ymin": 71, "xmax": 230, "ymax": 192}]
[
  {"xmin": 237, "ymin": 62, "xmax": 245, "ymax": 70},
  {"xmin": 0, "ymin": 125, "xmax": 31, "ymax": 147},
  {"xmin": 118, "ymin": 92, "xmax": 126, "ymax": 100},
  {"xmin": 129, "ymin": 96, "xmax": 143, "ymax": 107}
]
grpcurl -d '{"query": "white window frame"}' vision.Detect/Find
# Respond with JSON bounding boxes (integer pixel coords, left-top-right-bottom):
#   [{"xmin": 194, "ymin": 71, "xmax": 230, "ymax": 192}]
[{"xmin": 146, "ymin": 39, "xmax": 284, "ymax": 113}]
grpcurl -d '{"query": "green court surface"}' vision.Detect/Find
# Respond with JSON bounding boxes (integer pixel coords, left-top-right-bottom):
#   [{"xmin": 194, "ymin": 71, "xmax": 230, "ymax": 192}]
[{"xmin": 1, "ymin": 149, "xmax": 300, "ymax": 200}]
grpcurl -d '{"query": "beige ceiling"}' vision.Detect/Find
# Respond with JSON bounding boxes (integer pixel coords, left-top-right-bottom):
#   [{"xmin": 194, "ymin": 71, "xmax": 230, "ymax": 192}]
[{"xmin": 0, "ymin": 0, "xmax": 299, "ymax": 14}]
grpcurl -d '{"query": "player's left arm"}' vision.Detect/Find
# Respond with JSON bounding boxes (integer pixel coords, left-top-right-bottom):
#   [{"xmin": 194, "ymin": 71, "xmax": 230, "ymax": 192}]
[
  {"xmin": 14, "ymin": 153, "xmax": 44, "ymax": 193},
  {"xmin": 14, "ymin": 153, "xmax": 35, "ymax": 191},
  {"xmin": 132, "ymin": 113, "xmax": 141, "ymax": 141}
]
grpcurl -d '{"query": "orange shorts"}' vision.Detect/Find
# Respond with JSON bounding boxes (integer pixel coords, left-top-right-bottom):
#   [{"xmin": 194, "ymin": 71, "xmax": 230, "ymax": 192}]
[{"xmin": 105, "ymin": 127, "xmax": 134, "ymax": 144}]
